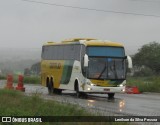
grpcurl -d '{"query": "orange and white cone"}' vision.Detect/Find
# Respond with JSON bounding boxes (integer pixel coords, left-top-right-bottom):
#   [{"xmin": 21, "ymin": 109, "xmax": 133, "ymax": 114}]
[
  {"xmin": 16, "ymin": 75, "xmax": 25, "ymax": 92},
  {"xmin": 5, "ymin": 74, "xmax": 14, "ymax": 89},
  {"xmin": 125, "ymin": 86, "xmax": 140, "ymax": 94}
]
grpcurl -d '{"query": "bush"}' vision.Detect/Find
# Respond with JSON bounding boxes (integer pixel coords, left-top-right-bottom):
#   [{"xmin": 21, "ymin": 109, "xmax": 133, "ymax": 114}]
[
  {"xmin": 133, "ymin": 67, "xmax": 154, "ymax": 77},
  {"xmin": 24, "ymin": 76, "xmax": 40, "ymax": 84},
  {"xmin": 127, "ymin": 76, "xmax": 160, "ymax": 93},
  {"xmin": 13, "ymin": 75, "xmax": 40, "ymax": 84},
  {"xmin": 0, "ymin": 75, "xmax": 6, "ymax": 80}
]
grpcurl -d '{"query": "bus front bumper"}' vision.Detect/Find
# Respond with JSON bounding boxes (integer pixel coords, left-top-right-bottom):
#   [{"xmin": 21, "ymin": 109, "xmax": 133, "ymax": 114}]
[{"xmin": 81, "ymin": 85, "xmax": 125, "ymax": 93}]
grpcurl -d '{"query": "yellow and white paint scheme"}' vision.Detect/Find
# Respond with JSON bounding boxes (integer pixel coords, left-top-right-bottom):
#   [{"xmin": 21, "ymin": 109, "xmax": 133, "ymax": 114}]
[{"xmin": 41, "ymin": 38, "xmax": 130, "ymax": 94}]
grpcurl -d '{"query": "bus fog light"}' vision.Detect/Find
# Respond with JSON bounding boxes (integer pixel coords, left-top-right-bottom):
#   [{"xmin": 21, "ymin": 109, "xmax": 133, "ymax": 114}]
[{"xmin": 122, "ymin": 88, "xmax": 125, "ymax": 92}]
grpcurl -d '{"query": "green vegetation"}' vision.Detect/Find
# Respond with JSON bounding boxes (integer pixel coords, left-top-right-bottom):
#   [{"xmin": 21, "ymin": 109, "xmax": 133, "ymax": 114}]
[
  {"xmin": 13, "ymin": 75, "xmax": 40, "ymax": 84},
  {"xmin": 127, "ymin": 76, "xmax": 160, "ymax": 93},
  {"xmin": 0, "ymin": 75, "xmax": 6, "ymax": 80},
  {"xmin": 128, "ymin": 42, "xmax": 160, "ymax": 93},
  {"xmin": 0, "ymin": 89, "xmax": 129, "ymax": 125},
  {"xmin": 133, "ymin": 41, "xmax": 160, "ymax": 75},
  {"xmin": 1, "ymin": 74, "xmax": 40, "ymax": 84},
  {"xmin": 23, "ymin": 76, "xmax": 40, "ymax": 84},
  {"xmin": 0, "ymin": 89, "xmax": 90, "ymax": 116},
  {"xmin": 0, "ymin": 74, "xmax": 41, "ymax": 84}
]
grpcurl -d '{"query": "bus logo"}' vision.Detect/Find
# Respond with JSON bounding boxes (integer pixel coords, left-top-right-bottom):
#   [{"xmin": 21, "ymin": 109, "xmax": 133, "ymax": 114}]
[
  {"xmin": 2, "ymin": 117, "xmax": 11, "ymax": 122},
  {"xmin": 49, "ymin": 63, "xmax": 61, "ymax": 69}
]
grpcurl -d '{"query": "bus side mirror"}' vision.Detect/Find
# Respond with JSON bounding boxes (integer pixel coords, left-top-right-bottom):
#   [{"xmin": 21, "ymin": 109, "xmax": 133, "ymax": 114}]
[
  {"xmin": 84, "ymin": 54, "xmax": 89, "ymax": 67},
  {"xmin": 127, "ymin": 56, "xmax": 132, "ymax": 69}
]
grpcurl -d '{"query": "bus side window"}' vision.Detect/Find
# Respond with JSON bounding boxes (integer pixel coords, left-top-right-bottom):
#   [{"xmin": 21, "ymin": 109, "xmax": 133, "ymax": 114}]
[{"xmin": 41, "ymin": 46, "xmax": 44, "ymax": 59}]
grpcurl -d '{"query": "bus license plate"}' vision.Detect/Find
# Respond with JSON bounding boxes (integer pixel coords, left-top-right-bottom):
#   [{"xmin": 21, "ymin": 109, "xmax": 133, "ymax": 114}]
[{"xmin": 104, "ymin": 88, "xmax": 110, "ymax": 91}]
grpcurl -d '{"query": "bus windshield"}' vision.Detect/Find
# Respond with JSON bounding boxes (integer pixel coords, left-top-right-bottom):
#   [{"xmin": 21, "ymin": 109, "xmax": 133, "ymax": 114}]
[{"xmin": 87, "ymin": 47, "xmax": 126, "ymax": 80}]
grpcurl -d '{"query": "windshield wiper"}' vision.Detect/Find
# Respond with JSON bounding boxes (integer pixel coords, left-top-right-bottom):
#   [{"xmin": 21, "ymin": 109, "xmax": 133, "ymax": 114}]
[
  {"xmin": 114, "ymin": 60, "xmax": 118, "ymax": 79},
  {"xmin": 109, "ymin": 59, "xmax": 118, "ymax": 79},
  {"xmin": 98, "ymin": 61, "xmax": 107, "ymax": 79}
]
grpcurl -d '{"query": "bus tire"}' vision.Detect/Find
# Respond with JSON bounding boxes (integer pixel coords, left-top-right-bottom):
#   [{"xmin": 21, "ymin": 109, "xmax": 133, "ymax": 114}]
[
  {"xmin": 75, "ymin": 83, "xmax": 81, "ymax": 98},
  {"xmin": 108, "ymin": 93, "xmax": 115, "ymax": 99},
  {"xmin": 81, "ymin": 92, "xmax": 88, "ymax": 99},
  {"xmin": 48, "ymin": 80, "xmax": 54, "ymax": 95},
  {"xmin": 55, "ymin": 89, "xmax": 62, "ymax": 95}
]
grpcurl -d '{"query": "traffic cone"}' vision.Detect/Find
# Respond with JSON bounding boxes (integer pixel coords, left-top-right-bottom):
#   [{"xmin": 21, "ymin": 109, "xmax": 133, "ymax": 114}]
[
  {"xmin": 125, "ymin": 86, "xmax": 140, "ymax": 94},
  {"xmin": 132, "ymin": 86, "xmax": 140, "ymax": 94},
  {"xmin": 125, "ymin": 86, "xmax": 133, "ymax": 94},
  {"xmin": 5, "ymin": 74, "xmax": 14, "ymax": 89},
  {"xmin": 16, "ymin": 75, "xmax": 25, "ymax": 92}
]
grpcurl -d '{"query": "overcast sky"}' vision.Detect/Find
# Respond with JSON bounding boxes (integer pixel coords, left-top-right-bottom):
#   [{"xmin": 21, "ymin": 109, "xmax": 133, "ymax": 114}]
[{"xmin": 0, "ymin": 0, "xmax": 160, "ymax": 54}]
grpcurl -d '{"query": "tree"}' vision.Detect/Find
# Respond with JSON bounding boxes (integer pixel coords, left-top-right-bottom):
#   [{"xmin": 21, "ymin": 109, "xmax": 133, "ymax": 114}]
[
  {"xmin": 24, "ymin": 68, "xmax": 31, "ymax": 76},
  {"xmin": 133, "ymin": 42, "xmax": 160, "ymax": 74},
  {"xmin": 30, "ymin": 62, "xmax": 40, "ymax": 75}
]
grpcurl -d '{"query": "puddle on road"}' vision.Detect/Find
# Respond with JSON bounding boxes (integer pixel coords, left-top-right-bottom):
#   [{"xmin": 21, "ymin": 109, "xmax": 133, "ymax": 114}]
[
  {"xmin": 119, "ymin": 99, "xmax": 125, "ymax": 112},
  {"xmin": 83, "ymin": 94, "xmax": 126, "ymax": 112}
]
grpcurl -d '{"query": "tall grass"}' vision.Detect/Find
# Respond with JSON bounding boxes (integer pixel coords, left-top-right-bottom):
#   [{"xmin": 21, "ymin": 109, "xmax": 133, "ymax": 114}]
[
  {"xmin": 0, "ymin": 89, "xmax": 129, "ymax": 125},
  {"xmin": 0, "ymin": 89, "xmax": 89, "ymax": 116},
  {"xmin": 0, "ymin": 75, "xmax": 6, "ymax": 80},
  {"xmin": 13, "ymin": 75, "xmax": 40, "ymax": 84},
  {"xmin": 127, "ymin": 76, "xmax": 160, "ymax": 93},
  {"xmin": 0, "ymin": 74, "xmax": 40, "ymax": 84},
  {"xmin": 23, "ymin": 76, "xmax": 40, "ymax": 84}
]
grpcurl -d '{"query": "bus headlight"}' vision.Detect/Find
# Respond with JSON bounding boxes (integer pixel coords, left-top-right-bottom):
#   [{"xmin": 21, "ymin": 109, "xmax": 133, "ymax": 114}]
[
  {"xmin": 118, "ymin": 83, "xmax": 126, "ymax": 87},
  {"xmin": 119, "ymin": 84, "xmax": 124, "ymax": 87},
  {"xmin": 90, "ymin": 83, "xmax": 94, "ymax": 86},
  {"xmin": 88, "ymin": 88, "xmax": 91, "ymax": 91}
]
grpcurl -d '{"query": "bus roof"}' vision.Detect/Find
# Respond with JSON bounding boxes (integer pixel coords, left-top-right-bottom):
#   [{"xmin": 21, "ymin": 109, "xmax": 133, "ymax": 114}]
[{"xmin": 43, "ymin": 38, "xmax": 124, "ymax": 47}]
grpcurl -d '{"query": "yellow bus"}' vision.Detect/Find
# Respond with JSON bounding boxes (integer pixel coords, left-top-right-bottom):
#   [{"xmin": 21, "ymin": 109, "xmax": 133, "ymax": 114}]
[{"xmin": 41, "ymin": 38, "xmax": 132, "ymax": 98}]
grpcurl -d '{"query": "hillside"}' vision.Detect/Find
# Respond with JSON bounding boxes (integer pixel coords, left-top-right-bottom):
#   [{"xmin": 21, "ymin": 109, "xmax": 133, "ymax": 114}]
[{"xmin": 0, "ymin": 48, "xmax": 41, "ymax": 74}]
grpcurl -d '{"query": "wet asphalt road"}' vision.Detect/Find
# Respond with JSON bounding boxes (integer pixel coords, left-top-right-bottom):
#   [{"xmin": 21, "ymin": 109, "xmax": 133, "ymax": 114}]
[{"xmin": 1, "ymin": 80, "xmax": 160, "ymax": 116}]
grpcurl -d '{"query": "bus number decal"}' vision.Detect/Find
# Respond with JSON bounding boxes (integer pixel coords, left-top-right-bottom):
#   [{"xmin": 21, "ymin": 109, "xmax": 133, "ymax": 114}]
[{"xmin": 49, "ymin": 63, "xmax": 61, "ymax": 69}]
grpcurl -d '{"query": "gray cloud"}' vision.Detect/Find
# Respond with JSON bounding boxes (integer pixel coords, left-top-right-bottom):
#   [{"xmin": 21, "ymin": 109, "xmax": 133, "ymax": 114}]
[{"xmin": 0, "ymin": 0, "xmax": 160, "ymax": 54}]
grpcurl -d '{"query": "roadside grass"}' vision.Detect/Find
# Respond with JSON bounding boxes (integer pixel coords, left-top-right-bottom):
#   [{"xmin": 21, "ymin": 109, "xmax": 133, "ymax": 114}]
[
  {"xmin": 127, "ymin": 76, "xmax": 160, "ymax": 93},
  {"xmin": 2, "ymin": 73, "xmax": 160, "ymax": 93},
  {"xmin": 0, "ymin": 75, "xmax": 6, "ymax": 80},
  {"xmin": 0, "ymin": 89, "xmax": 89, "ymax": 116},
  {"xmin": 0, "ymin": 74, "xmax": 40, "ymax": 84},
  {"xmin": 23, "ymin": 76, "xmax": 40, "ymax": 84},
  {"xmin": 13, "ymin": 75, "xmax": 40, "ymax": 84},
  {"xmin": 0, "ymin": 89, "xmax": 129, "ymax": 125}
]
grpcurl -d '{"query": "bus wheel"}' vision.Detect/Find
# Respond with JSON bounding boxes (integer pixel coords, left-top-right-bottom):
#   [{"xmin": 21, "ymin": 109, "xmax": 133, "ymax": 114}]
[
  {"xmin": 75, "ymin": 84, "xmax": 81, "ymax": 98},
  {"xmin": 81, "ymin": 92, "xmax": 88, "ymax": 99},
  {"xmin": 48, "ymin": 80, "xmax": 54, "ymax": 95},
  {"xmin": 55, "ymin": 89, "xmax": 62, "ymax": 95},
  {"xmin": 108, "ymin": 93, "xmax": 115, "ymax": 99},
  {"xmin": 58, "ymin": 89, "xmax": 62, "ymax": 94}
]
